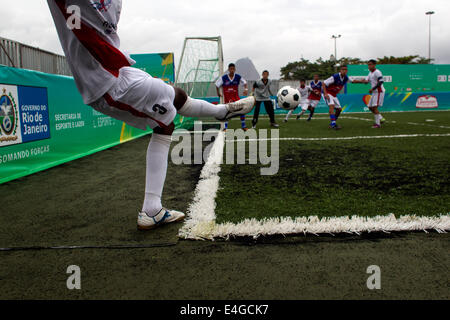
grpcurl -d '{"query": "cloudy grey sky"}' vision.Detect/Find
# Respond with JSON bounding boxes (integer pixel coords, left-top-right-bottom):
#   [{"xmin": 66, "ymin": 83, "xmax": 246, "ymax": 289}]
[{"xmin": 0, "ymin": 0, "xmax": 448, "ymax": 78}]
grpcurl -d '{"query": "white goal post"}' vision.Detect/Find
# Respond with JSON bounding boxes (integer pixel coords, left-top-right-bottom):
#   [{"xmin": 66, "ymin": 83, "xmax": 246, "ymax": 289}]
[{"xmin": 175, "ymin": 37, "xmax": 224, "ymax": 99}]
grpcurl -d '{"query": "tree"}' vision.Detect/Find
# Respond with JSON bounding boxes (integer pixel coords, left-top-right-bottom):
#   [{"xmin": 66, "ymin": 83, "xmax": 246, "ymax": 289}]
[
  {"xmin": 377, "ymin": 55, "xmax": 432, "ymax": 64},
  {"xmin": 280, "ymin": 57, "xmax": 366, "ymax": 80},
  {"xmin": 280, "ymin": 55, "xmax": 432, "ymax": 80}
]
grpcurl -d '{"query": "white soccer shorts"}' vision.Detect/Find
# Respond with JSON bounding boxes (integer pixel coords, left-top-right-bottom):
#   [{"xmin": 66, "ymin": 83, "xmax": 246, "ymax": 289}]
[
  {"xmin": 90, "ymin": 67, "xmax": 177, "ymax": 130},
  {"xmin": 300, "ymin": 101, "xmax": 310, "ymax": 111},
  {"xmin": 324, "ymin": 95, "xmax": 342, "ymax": 109},
  {"xmin": 368, "ymin": 92, "xmax": 385, "ymax": 107},
  {"xmin": 308, "ymin": 99, "xmax": 320, "ymax": 109}
]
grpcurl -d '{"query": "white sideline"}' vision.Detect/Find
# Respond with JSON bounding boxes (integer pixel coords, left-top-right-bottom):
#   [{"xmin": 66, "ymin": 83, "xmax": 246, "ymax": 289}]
[
  {"xmin": 228, "ymin": 133, "xmax": 450, "ymax": 143},
  {"xmin": 178, "ymin": 131, "xmax": 225, "ymax": 240},
  {"xmin": 179, "ymin": 132, "xmax": 450, "ymax": 240}
]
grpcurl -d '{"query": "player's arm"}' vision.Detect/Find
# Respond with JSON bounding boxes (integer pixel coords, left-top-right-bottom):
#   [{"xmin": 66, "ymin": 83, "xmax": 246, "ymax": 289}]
[
  {"xmin": 241, "ymin": 77, "xmax": 249, "ymax": 96},
  {"xmin": 252, "ymin": 82, "xmax": 257, "ymax": 94},
  {"xmin": 352, "ymin": 78, "xmax": 368, "ymax": 84},
  {"xmin": 215, "ymin": 78, "xmax": 223, "ymax": 98},
  {"xmin": 323, "ymin": 77, "xmax": 333, "ymax": 99},
  {"xmin": 370, "ymin": 76, "xmax": 384, "ymax": 94}
]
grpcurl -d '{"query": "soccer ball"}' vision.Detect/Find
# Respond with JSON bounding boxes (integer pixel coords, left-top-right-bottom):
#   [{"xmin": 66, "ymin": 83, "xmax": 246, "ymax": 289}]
[{"xmin": 277, "ymin": 86, "xmax": 300, "ymax": 110}]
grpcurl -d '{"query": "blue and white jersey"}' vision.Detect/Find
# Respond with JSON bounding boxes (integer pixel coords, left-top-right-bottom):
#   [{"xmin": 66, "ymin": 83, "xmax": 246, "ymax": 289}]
[
  {"xmin": 324, "ymin": 73, "xmax": 351, "ymax": 97},
  {"xmin": 308, "ymin": 80, "xmax": 323, "ymax": 101}
]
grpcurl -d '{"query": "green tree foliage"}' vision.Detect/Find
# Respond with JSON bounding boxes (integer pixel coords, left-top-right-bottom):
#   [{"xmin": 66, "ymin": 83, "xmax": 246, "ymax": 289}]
[{"xmin": 280, "ymin": 56, "xmax": 432, "ymax": 80}]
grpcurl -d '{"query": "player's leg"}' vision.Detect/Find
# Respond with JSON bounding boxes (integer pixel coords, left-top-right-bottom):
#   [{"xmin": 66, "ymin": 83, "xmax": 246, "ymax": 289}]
[
  {"xmin": 307, "ymin": 101, "xmax": 318, "ymax": 121},
  {"xmin": 264, "ymin": 100, "xmax": 279, "ymax": 127},
  {"xmin": 369, "ymin": 106, "xmax": 382, "ymax": 128},
  {"xmin": 252, "ymin": 101, "xmax": 262, "ymax": 129},
  {"xmin": 329, "ymin": 104, "xmax": 337, "ymax": 128},
  {"xmin": 325, "ymin": 95, "xmax": 338, "ymax": 129},
  {"xmin": 174, "ymin": 88, "xmax": 255, "ymax": 124},
  {"xmin": 296, "ymin": 103, "xmax": 308, "ymax": 120},
  {"xmin": 284, "ymin": 109, "xmax": 295, "ymax": 123},
  {"xmin": 368, "ymin": 93, "xmax": 384, "ymax": 128},
  {"xmin": 240, "ymin": 115, "xmax": 248, "ymax": 130},
  {"xmin": 89, "ymin": 69, "xmax": 184, "ymax": 230},
  {"xmin": 335, "ymin": 107, "xmax": 342, "ymax": 120},
  {"xmin": 377, "ymin": 92, "xmax": 386, "ymax": 123}
]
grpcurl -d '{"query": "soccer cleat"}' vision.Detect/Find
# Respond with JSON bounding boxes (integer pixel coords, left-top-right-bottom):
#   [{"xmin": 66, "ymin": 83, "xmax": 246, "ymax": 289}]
[
  {"xmin": 307, "ymin": 117, "xmax": 312, "ymax": 122},
  {"xmin": 137, "ymin": 208, "xmax": 185, "ymax": 231},
  {"xmin": 372, "ymin": 124, "xmax": 381, "ymax": 129},
  {"xmin": 296, "ymin": 115, "xmax": 301, "ymax": 121},
  {"xmin": 242, "ymin": 127, "xmax": 249, "ymax": 132},
  {"xmin": 380, "ymin": 117, "xmax": 386, "ymax": 124},
  {"xmin": 329, "ymin": 124, "xmax": 342, "ymax": 130},
  {"xmin": 284, "ymin": 119, "xmax": 288, "ymax": 123},
  {"xmin": 216, "ymin": 96, "xmax": 256, "ymax": 121},
  {"xmin": 271, "ymin": 123, "xmax": 280, "ymax": 128}
]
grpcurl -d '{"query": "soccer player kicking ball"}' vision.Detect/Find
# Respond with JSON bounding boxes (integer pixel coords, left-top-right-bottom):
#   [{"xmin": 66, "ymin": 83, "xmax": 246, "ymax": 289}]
[
  {"xmin": 47, "ymin": 0, "xmax": 255, "ymax": 230},
  {"xmin": 284, "ymin": 79, "xmax": 310, "ymax": 122},
  {"xmin": 216, "ymin": 63, "xmax": 249, "ymax": 131},
  {"xmin": 354, "ymin": 60, "xmax": 387, "ymax": 129},
  {"xmin": 323, "ymin": 65, "xmax": 365, "ymax": 130},
  {"xmin": 304, "ymin": 74, "xmax": 323, "ymax": 122}
]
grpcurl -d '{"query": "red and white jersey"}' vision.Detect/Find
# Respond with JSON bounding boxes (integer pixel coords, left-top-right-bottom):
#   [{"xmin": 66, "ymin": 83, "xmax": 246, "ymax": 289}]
[
  {"xmin": 215, "ymin": 74, "xmax": 247, "ymax": 103},
  {"xmin": 366, "ymin": 69, "xmax": 385, "ymax": 93},
  {"xmin": 48, "ymin": 0, "xmax": 136, "ymax": 104}
]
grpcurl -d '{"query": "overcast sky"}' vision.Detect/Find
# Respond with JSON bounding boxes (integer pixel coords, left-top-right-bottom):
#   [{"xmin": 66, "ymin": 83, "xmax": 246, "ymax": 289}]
[{"xmin": 0, "ymin": 0, "xmax": 448, "ymax": 78}]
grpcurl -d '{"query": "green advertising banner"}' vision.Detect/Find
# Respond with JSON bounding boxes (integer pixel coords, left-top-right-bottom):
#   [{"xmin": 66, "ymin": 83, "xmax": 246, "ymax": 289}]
[
  {"xmin": 348, "ymin": 64, "xmax": 450, "ymax": 94},
  {"xmin": 131, "ymin": 53, "xmax": 175, "ymax": 83},
  {"xmin": 0, "ymin": 58, "xmax": 194, "ymax": 184}
]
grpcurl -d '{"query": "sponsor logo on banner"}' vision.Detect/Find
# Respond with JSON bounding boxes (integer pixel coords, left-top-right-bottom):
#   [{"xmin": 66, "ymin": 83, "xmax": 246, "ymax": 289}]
[
  {"xmin": 0, "ymin": 84, "xmax": 50, "ymax": 148},
  {"xmin": 363, "ymin": 94, "xmax": 372, "ymax": 107},
  {"xmin": 0, "ymin": 86, "xmax": 21, "ymax": 146},
  {"xmin": 416, "ymin": 95, "xmax": 438, "ymax": 109}
]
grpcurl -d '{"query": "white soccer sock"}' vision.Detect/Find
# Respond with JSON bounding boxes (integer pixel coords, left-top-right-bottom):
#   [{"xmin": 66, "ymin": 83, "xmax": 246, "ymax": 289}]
[
  {"xmin": 178, "ymin": 97, "xmax": 228, "ymax": 119},
  {"xmin": 142, "ymin": 134, "xmax": 172, "ymax": 217},
  {"xmin": 286, "ymin": 110, "xmax": 293, "ymax": 121},
  {"xmin": 375, "ymin": 114, "xmax": 381, "ymax": 125}
]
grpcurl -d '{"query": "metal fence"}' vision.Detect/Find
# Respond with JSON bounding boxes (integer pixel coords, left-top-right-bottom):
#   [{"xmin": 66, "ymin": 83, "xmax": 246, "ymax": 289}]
[{"xmin": 0, "ymin": 36, "xmax": 71, "ymax": 76}]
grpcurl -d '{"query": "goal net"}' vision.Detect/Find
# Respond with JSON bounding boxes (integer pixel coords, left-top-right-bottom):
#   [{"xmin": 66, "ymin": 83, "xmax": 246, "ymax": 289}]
[{"xmin": 175, "ymin": 37, "xmax": 224, "ymax": 98}]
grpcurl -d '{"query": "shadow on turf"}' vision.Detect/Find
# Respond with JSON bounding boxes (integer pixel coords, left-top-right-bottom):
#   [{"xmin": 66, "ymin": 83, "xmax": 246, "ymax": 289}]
[{"xmin": 202, "ymin": 230, "xmax": 444, "ymax": 246}]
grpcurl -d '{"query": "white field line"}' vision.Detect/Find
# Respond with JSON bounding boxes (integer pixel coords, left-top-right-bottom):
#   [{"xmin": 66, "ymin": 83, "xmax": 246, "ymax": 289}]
[
  {"xmin": 227, "ymin": 133, "xmax": 450, "ymax": 143},
  {"xmin": 343, "ymin": 115, "xmax": 450, "ymax": 129},
  {"xmin": 179, "ymin": 131, "xmax": 450, "ymax": 240},
  {"xmin": 178, "ymin": 131, "xmax": 225, "ymax": 239}
]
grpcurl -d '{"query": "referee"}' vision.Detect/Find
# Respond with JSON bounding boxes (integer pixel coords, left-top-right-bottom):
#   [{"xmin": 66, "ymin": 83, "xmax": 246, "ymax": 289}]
[{"xmin": 252, "ymin": 70, "xmax": 279, "ymax": 129}]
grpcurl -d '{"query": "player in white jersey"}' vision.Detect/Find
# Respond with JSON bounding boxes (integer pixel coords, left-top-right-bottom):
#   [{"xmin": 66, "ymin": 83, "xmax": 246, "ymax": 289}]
[
  {"xmin": 284, "ymin": 80, "xmax": 310, "ymax": 122},
  {"xmin": 47, "ymin": 0, "xmax": 255, "ymax": 230},
  {"xmin": 354, "ymin": 60, "xmax": 387, "ymax": 128}
]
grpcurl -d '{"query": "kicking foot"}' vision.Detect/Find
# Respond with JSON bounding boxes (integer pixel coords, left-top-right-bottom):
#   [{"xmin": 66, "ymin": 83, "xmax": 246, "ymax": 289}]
[
  {"xmin": 372, "ymin": 124, "xmax": 381, "ymax": 129},
  {"xmin": 137, "ymin": 208, "xmax": 185, "ymax": 231},
  {"xmin": 216, "ymin": 96, "xmax": 256, "ymax": 121}
]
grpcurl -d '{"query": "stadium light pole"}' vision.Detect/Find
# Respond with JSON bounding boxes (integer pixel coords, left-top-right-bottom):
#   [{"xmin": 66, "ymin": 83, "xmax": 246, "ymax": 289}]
[
  {"xmin": 332, "ymin": 35, "xmax": 341, "ymax": 62},
  {"xmin": 426, "ymin": 11, "xmax": 435, "ymax": 63}
]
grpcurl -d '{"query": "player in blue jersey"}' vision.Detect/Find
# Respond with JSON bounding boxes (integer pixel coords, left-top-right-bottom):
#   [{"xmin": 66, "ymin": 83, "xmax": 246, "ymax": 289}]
[
  {"xmin": 216, "ymin": 63, "xmax": 249, "ymax": 131},
  {"xmin": 323, "ymin": 65, "xmax": 365, "ymax": 129},
  {"xmin": 301, "ymin": 74, "xmax": 322, "ymax": 122}
]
